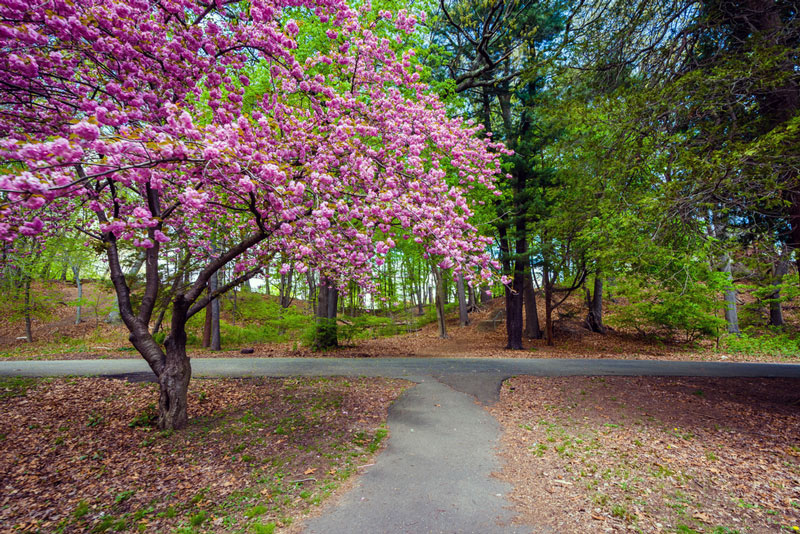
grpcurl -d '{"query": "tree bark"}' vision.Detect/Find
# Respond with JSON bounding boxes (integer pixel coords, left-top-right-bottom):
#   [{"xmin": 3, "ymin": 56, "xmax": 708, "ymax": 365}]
[
  {"xmin": 72, "ymin": 264, "xmax": 82, "ymax": 325},
  {"xmin": 202, "ymin": 283, "xmax": 212, "ymax": 348},
  {"xmin": 585, "ymin": 274, "xmax": 606, "ymax": 334},
  {"xmin": 769, "ymin": 253, "xmax": 790, "ymax": 327},
  {"xmin": 279, "ymin": 267, "xmax": 293, "ymax": 308},
  {"xmin": 314, "ymin": 275, "xmax": 339, "ymax": 349},
  {"xmin": 160, "ymin": 301, "xmax": 192, "ymax": 430},
  {"xmin": 23, "ymin": 275, "xmax": 32, "ymax": 342},
  {"xmin": 209, "ymin": 269, "xmax": 221, "ymax": 351},
  {"xmin": 432, "ymin": 264, "xmax": 448, "ymax": 339},
  {"xmin": 719, "ymin": 254, "xmax": 740, "ymax": 334},
  {"xmin": 523, "ymin": 269, "xmax": 542, "ymax": 339},
  {"xmin": 457, "ymin": 273, "xmax": 469, "ymax": 326},
  {"xmin": 543, "ymin": 261, "xmax": 554, "ymax": 346}
]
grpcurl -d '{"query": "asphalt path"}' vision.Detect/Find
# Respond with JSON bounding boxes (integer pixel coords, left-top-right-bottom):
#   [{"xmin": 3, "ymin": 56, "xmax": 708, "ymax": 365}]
[{"xmin": 3, "ymin": 357, "xmax": 799, "ymax": 533}]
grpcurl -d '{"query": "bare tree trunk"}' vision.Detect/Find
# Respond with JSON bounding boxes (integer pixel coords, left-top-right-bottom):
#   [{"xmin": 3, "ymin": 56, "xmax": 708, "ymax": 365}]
[
  {"xmin": 279, "ymin": 267, "xmax": 293, "ymax": 308},
  {"xmin": 585, "ymin": 274, "xmax": 606, "ymax": 334},
  {"xmin": 721, "ymin": 254, "xmax": 740, "ymax": 334},
  {"xmin": 23, "ymin": 276, "xmax": 32, "ymax": 342},
  {"xmin": 543, "ymin": 262, "xmax": 554, "ymax": 346},
  {"xmin": 457, "ymin": 273, "xmax": 469, "ymax": 326},
  {"xmin": 72, "ymin": 264, "xmax": 82, "ymax": 325},
  {"xmin": 769, "ymin": 253, "xmax": 790, "ymax": 327},
  {"xmin": 209, "ymin": 270, "xmax": 221, "ymax": 351},
  {"xmin": 202, "ymin": 284, "xmax": 212, "ymax": 348},
  {"xmin": 432, "ymin": 265, "xmax": 448, "ymax": 339},
  {"xmin": 307, "ymin": 271, "xmax": 317, "ymax": 314},
  {"xmin": 314, "ymin": 275, "xmax": 338, "ymax": 349},
  {"xmin": 523, "ymin": 269, "xmax": 542, "ymax": 339}
]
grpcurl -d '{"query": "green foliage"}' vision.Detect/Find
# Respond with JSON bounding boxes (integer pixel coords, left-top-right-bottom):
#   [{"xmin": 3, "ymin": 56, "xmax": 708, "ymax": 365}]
[
  {"xmin": 183, "ymin": 293, "xmax": 309, "ymax": 346},
  {"xmin": 251, "ymin": 522, "xmax": 276, "ymax": 534},
  {"xmin": 608, "ymin": 267, "xmax": 727, "ymax": 341},
  {"xmin": 719, "ymin": 330, "xmax": 800, "ymax": 359},
  {"xmin": 128, "ymin": 404, "xmax": 158, "ymax": 428}
]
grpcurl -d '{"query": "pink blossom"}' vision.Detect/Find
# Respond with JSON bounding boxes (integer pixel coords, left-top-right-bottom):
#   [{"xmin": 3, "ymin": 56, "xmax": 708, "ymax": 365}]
[{"xmin": 70, "ymin": 120, "xmax": 100, "ymax": 141}]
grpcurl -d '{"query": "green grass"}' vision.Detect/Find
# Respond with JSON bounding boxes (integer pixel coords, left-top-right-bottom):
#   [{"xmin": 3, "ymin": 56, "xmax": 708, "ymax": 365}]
[
  {"xmin": 719, "ymin": 330, "xmax": 800, "ymax": 359},
  {"xmin": 0, "ymin": 376, "xmax": 39, "ymax": 398}
]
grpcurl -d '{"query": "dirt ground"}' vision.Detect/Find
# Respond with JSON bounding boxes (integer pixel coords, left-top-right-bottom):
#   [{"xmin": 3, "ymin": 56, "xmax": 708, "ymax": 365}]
[
  {"xmin": 0, "ymin": 376, "xmax": 410, "ymax": 534},
  {"xmin": 490, "ymin": 376, "xmax": 800, "ymax": 533}
]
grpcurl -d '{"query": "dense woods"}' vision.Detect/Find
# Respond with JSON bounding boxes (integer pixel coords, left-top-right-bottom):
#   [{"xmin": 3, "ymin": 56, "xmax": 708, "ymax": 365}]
[{"xmin": 1, "ymin": 0, "xmax": 798, "ymax": 428}]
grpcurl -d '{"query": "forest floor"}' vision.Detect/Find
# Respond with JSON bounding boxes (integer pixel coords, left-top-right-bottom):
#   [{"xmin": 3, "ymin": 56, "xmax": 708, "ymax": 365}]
[
  {"xmin": 0, "ymin": 375, "xmax": 410, "ymax": 534},
  {"xmin": 1, "ymin": 284, "xmax": 796, "ymax": 363},
  {"xmin": 490, "ymin": 375, "xmax": 800, "ymax": 534}
]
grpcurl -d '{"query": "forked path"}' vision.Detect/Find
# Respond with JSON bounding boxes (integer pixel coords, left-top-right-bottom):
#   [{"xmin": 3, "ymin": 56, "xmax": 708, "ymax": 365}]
[{"xmin": 2, "ymin": 357, "xmax": 799, "ymax": 533}]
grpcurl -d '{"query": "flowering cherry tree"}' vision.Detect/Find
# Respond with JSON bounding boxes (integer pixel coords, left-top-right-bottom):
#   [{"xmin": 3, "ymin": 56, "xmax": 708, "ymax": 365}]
[{"xmin": 0, "ymin": 0, "xmax": 506, "ymax": 428}]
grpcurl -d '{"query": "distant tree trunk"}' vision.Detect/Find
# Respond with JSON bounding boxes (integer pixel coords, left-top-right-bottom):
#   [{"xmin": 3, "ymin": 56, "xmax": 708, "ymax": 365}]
[
  {"xmin": 306, "ymin": 271, "xmax": 317, "ymax": 314},
  {"xmin": 60, "ymin": 264, "xmax": 68, "ymax": 282},
  {"xmin": 523, "ymin": 269, "xmax": 542, "ymax": 339},
  {"xmin": 314, "ymin": 275, "xmax": 338, "ymax": 349},
  {"xmin": 432, "ymin": 264, "xmax": 448, "ymax": 338},
  {"xmin": 585, "ymin": 274, "xmax": 606, "ymax": 334},
  {"xmin": 721, "ymin": 254, "xmax": 740, "ymax": 334},
  {"xmin": 202, "ymin": 284, "xmax": 212, "ymax": 348},
  {"xmin": 72, "ymin": 264, "xmax": 82, "ymax": 325},
  {"xmin": 209, "ymin": 270, "xmax": 221, "ymax": 351},
  {"xmin": 480, "ymin": 285, "xmax": 490, "ymax": 304},
  {"xmin": 23, "ymin": 275, "xmax": 32, "ymax": 342},
  {"xmin": 457, "ymin": 273, "xmax": 469, "ymax": 326},
  {"xmin": 106, "ymin": 252, "xmax": 146, "ymax": 323},
  {"xmin": 279, "ymin": 267, "xmax": 293, "ymax": 308},
  {"xmin": 543, "ymin": 261, "xmax": 554, "ymax": 346},
  {"xmin": 769, "ymin": 253, "xmax": 790, "ymax": 327}
]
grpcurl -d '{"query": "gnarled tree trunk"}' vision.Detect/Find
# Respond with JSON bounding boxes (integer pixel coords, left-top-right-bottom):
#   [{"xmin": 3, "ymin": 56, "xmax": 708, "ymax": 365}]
[{"xmin": 585, "ymin": 274, "xmax": 606, "ymax": 334}]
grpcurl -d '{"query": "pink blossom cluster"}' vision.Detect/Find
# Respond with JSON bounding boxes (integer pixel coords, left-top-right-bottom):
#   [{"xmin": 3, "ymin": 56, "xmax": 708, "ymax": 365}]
[{"xmin": 0, "ymin": 0, "xmax": 509, "ymax": 289}]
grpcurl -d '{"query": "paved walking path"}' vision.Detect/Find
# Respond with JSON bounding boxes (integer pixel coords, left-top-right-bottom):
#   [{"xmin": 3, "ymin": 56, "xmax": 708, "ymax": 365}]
[{"xmin": 2, "ymin": 357, "xmax": 799, "ymax": 533}]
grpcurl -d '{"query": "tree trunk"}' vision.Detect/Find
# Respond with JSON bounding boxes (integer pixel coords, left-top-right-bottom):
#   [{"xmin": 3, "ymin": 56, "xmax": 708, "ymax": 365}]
[
  {"xmin": 432, "ymin": 265, "xmax": 448, "ymax": 339},
  {"xmin": 106, "ymin": 252, "xmax": 146, "ymax": 323},
  {"xmin": 543, "ymin": 262, "xmax": 554, "ymax": 346},
  {"xmin": 769, "ymin": 254, "xmax": 790, "ymax": 327},
  {"xmin": 23, "ymin": 275, "xmax": 32, "ymax": 342},
  {"xmin": 279, "ymin": 267, "xmax": 293, "ymax": 308},
  {"xmin": 202, "ymin": 283, "xmax": 212, "ymax": 348},
  {"xmin": 523, "ymin": 269, "xmax": 542, "ymax": 339},
  {"xmin": 721, "ymin": 254, "xmax": 740, "ymax": 334},
  {"xmin": 314, "ymin": 275, "xmax": 339, "ymax": 349},
  {"xmin": 209, "ymin": 270, "xmax": 221, "ymax": 351},
  {"xmin": 306, "ymin": 271, "xmax": 317, "ymax": 314},
  {"xmin": 457, "ymin": 273, "xmax": 469, "ymax": 326},
  {"xmin": 72, "ymin": 264, "xmax": 82, "ymax": 325},
  {"xmin": 159, "ymin": 303, "xmax": 192, "ymax": 430},
  {"xmin": 585, "ymin": 274, "xmax": 606, "ymax": 334}
]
